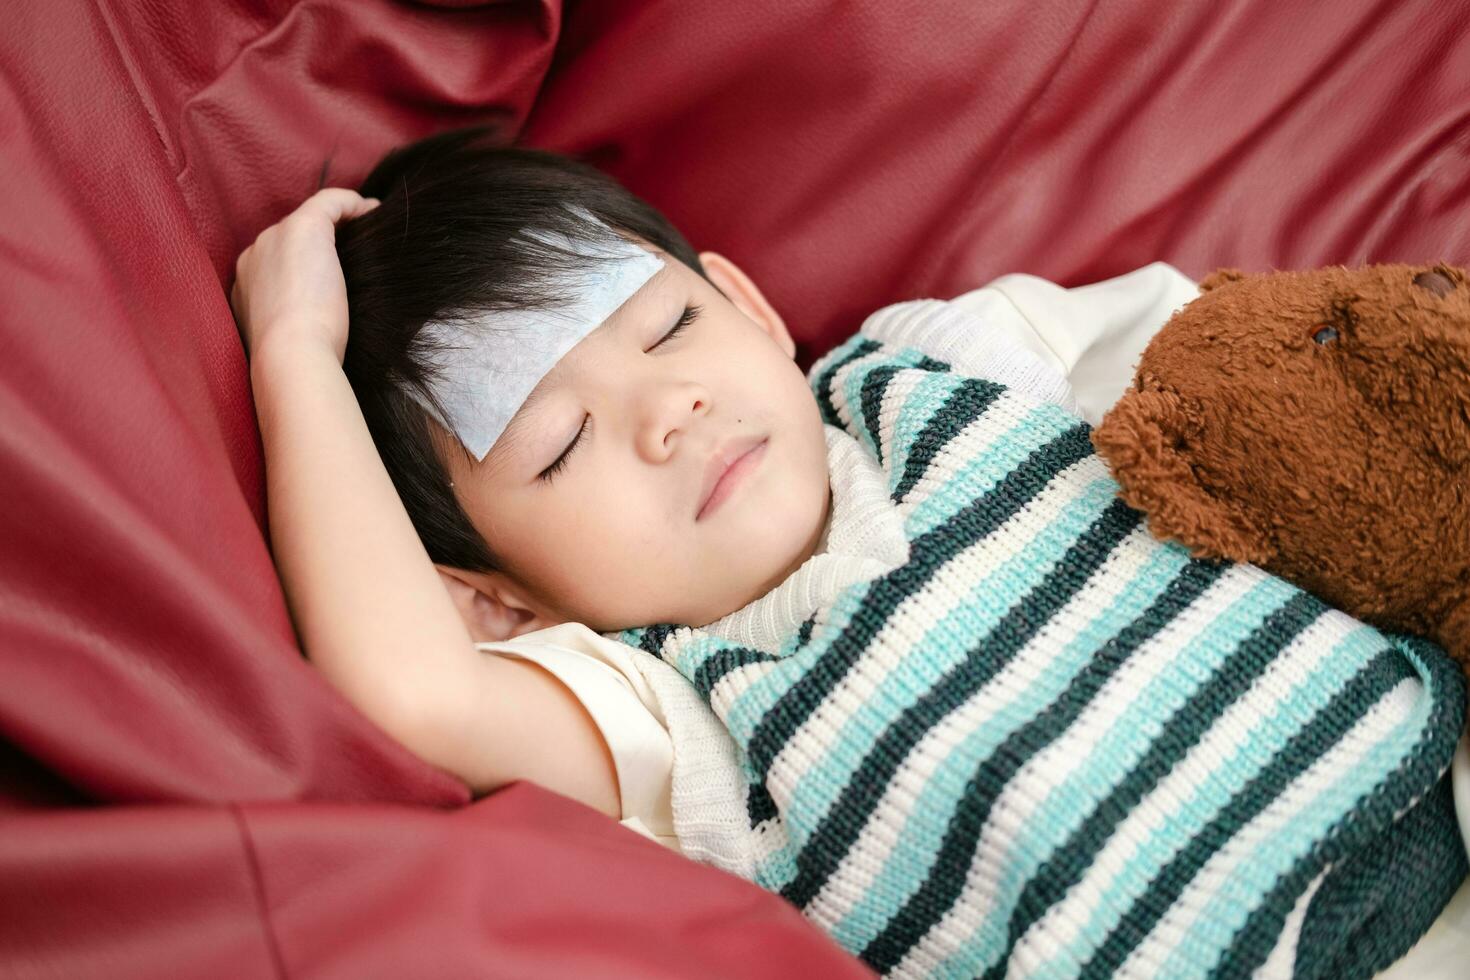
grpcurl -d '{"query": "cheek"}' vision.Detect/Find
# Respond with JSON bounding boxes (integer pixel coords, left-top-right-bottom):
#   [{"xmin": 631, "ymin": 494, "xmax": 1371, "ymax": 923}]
[{"xmin": 539, "ymin": 480, "xmax": 680, "ymax": 577}]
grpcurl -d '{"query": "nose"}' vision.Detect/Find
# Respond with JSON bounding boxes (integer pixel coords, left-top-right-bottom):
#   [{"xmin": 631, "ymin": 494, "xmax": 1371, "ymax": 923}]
[{"xmin": 635, "ymin": 379, "xmax": 711, "ymax": 462}]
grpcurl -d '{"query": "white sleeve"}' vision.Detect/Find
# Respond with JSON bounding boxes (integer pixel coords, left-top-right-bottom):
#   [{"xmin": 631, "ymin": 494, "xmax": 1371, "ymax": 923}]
[
  {"xmin": 949, "ymin": 262, "xmax": 1200, "ymax": 425},
  {"xmin": 475, "ymin": 626, "xmax": 675, "ymax": 839},
  {"xmin": 855, "ymin": 299, "xmax": 1083, "ymax": 414}
]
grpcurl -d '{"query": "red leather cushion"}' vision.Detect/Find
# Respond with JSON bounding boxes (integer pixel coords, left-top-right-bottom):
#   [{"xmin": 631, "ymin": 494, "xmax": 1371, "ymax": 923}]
[
  {"xmin": 2, "ymin": 0, "xmax": 469, "ymax": 810},
  {"xmin": 5, "ymin": 0, "xmax": 1468, "ymax": 976},
  {"xmin": 1, "ymin": 786, "xmax": 868, "ymax": 979}
]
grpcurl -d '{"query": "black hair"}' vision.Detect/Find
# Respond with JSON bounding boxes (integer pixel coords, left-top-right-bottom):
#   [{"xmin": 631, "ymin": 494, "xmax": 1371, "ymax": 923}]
[{"xmin": 335, "ymin": 126, "xmax": 709, "ymax": 572}]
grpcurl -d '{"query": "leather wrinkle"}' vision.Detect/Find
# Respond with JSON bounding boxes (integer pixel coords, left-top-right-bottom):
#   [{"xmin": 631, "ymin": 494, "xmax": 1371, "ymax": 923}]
[{"xmin": 232, "ymin": 804, "xmax": 289, "ymax": 980}]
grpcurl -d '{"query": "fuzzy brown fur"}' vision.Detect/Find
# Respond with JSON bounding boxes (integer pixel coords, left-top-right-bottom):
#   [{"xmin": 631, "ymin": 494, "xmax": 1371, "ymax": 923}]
[{"xmin": 1092, "ymin": 263, "xmax": 1470, "ymax": 669}]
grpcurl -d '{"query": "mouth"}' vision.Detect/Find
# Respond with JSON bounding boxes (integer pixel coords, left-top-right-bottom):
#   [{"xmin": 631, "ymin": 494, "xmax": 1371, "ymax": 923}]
[{"xmin": 696, "ymin": 436, "xmax": 768, "ymax": 521}]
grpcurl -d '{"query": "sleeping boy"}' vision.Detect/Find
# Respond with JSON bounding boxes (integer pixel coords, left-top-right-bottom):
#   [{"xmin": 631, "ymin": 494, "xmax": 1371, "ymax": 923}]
[{"xmin": 231, "ymin": 126, "xmax": 1466, "ymax": 978}]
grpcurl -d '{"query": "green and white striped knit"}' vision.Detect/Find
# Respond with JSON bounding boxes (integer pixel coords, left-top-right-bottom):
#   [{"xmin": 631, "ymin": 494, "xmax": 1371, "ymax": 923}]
[{"xmin": 618, "ymin": 300, "xmax": 1467, "ymax": 979}]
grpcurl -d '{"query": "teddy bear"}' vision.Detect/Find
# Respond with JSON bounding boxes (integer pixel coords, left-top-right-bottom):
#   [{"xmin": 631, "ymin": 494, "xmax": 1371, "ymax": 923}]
[{"xmin": 1090, "ymin": 263, "xmax": 1470, "ymax": 670}]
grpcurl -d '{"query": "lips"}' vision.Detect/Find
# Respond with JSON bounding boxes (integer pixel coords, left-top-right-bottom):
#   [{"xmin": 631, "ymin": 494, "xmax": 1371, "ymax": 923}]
[{"xmin": 696, "ymin": 436, "xmax": 768, "ymax": 521}]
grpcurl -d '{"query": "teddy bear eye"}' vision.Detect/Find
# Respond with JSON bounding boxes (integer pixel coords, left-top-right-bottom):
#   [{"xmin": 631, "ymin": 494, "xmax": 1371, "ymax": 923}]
[
  {"xmin": 1413, "ymin": 270, "xmax": 1455, "ymax": 297},
  {"xmin": 1313, "ymin": 325, "xmax": 1339, "ymax": 345}
]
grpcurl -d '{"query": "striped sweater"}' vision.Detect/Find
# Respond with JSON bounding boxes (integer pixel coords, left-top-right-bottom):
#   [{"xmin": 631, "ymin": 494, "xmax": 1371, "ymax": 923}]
[{"xmin": 618, "ymin": 300, "xmax": 1467, "ymax": 979}]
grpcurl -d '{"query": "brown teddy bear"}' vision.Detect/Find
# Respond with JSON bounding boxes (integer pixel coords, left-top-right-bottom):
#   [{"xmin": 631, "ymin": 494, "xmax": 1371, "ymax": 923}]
[{"xmin": 1091, "ymin": 263, "xmax": 1470, "ymax": 669}]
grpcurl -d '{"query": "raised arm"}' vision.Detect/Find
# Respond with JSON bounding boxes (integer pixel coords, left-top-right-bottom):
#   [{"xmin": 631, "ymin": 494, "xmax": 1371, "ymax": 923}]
[{"xmin": 232, "ymin": 189, "xmax": 618, "ymax": 815}]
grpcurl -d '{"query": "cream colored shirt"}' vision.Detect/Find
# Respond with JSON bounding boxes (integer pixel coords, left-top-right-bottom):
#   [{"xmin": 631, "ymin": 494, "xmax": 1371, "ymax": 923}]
[{"xmin": 476, "ymin": 622, "xmax": 681, "ymax": 849}]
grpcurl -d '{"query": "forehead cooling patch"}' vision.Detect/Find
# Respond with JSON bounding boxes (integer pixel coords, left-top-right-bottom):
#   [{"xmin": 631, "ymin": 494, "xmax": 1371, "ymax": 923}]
[{"xmin": 404, "ymin": 211, "xmax": 664, "ymax": 461}]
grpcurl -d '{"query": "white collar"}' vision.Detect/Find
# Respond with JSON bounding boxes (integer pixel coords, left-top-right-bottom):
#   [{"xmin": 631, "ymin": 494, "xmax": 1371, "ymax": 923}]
[{"xmin": 698, "ymin": 425, "xmax": 909, "ymax": 653}]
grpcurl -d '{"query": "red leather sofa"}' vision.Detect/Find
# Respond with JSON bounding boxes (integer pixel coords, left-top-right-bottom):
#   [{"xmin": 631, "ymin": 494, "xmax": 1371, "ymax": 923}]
[{"xmin": 3, "ymin": 2, "xmax": 1467, "ymax": 976}]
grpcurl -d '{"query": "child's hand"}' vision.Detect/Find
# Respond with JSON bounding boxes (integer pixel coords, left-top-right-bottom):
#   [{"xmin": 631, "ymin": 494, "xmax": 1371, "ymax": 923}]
[{"xmin": 231, "ymin": 188, "xmax": 379, "ymax": 364}]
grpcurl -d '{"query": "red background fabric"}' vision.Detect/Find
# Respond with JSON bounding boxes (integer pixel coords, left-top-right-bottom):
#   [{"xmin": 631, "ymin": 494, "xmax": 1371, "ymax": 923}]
[{"xmin": 3, "ymin": 0, "xmax": 1467, "ymax": 975}]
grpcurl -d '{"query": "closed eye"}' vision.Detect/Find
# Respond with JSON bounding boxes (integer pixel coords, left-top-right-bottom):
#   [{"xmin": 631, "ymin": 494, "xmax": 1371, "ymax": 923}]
[
  {"xmin": 648, "ymin": 304, "xmax": 702, "ymax": 351},
  {"xmin": 538, "ymin": 414, "xmax": 589, "ymax": 484},
  {"xmin": 538, "ymin": 305, "xmax": 700, "ymax": 484}
]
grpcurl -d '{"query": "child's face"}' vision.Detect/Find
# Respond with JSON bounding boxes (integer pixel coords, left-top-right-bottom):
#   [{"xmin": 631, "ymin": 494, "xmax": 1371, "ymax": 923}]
[{"xmin": 439, "ymin": 248, "xmax": 832, "ymax": 634}]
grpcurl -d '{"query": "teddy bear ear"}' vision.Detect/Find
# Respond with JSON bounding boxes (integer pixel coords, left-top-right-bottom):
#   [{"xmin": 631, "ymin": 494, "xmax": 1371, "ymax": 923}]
[
  {"xmin": 1091, "ymin": 388, "xmax": 1275, "ymax": 565},
  {"xmin": 1198, "ymin": 268, "xmax": 1248, "ymax": 293}
]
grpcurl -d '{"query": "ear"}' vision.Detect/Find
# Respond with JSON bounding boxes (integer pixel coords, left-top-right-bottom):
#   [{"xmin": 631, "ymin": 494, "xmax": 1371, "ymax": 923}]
[
  {"xmin": 699, "ymin": 250, "xmax": 796, "ymax": 358},
  {"xmin": 434, "ymin": 565, "xmax": 560, "ymax": 643},
  {"xmin": 1091, "ymin": 387, "xmax": 1275, "ymax": 565},
  {"xmin": 1198, "ymin": 268, "xmax": 1247, "ymax": 293}
]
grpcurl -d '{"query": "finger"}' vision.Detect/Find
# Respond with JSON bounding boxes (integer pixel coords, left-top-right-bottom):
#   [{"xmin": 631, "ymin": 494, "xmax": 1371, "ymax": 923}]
[
  {"xmin": 331, "ymin": 193, "xmax": 381, "ymax": 223},
  {"xmin": 306, "ymin": 187, "xmax": 379, "ymax": 225},
  {"xmin": 351, "ymin": 196, "xmax": 382, "ymax": 219}
]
